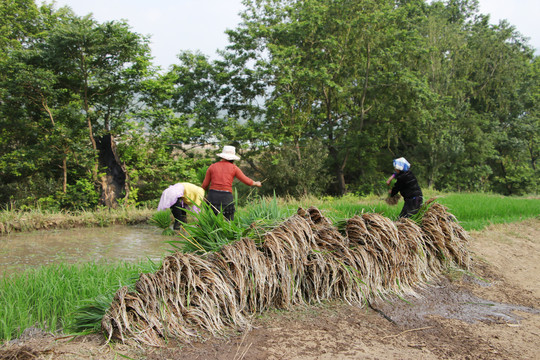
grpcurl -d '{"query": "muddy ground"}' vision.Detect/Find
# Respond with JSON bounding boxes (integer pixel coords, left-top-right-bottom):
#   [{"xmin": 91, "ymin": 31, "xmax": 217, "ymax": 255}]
[{"xmin": 2, "ymin": 219, "xmax": 539, "ymax": 360}]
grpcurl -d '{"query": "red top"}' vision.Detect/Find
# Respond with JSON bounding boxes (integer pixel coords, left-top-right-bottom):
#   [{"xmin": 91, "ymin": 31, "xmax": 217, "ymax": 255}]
[{"xmin": 202, "ymin": 160, "xmax": 254, "ymax": 193}]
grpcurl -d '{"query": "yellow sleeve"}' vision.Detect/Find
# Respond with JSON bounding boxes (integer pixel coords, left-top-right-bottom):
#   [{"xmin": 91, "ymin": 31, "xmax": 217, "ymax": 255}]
[{"xmin": 181, "ymin": 182, "xmax": 205, "ymax": 206}]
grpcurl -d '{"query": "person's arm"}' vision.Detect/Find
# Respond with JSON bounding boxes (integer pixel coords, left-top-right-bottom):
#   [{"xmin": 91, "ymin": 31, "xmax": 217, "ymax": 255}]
[
  {"xmin": 234, "ymin": 166, "xmax": 261, "ymax": 187},
  {"xmin": 390, "ymin": 177, "xmax": 401, "ymax": 197},
  {"xmin": 201, "ymin": 166, "xmax": 212, "ymax": 190},
  {"xmin": 386, "ymin": 173, "xmax": 396, "ymax": 185}
]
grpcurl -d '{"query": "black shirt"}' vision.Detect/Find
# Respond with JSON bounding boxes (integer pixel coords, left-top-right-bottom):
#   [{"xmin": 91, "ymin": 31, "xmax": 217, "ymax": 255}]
[{"xmin": 390, "ymin": 170, "xmax": 422, "ymax": 200}]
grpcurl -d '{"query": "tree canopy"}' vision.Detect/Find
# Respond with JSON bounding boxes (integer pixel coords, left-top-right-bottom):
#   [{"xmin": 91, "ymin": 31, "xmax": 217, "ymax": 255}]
[{"xmin": 0, "ymin": 0, "xmax": 537, "ymax": 209}]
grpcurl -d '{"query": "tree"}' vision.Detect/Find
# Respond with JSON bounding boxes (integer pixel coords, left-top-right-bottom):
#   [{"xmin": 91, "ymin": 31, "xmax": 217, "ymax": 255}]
[
  {"xmin": 38, "ymin": 13, "xmax": 152, "ymax": 206},
  {"xmin": 223, "ymin": 0, "xmax": 428, "ymax": 195},
  {"xmin": 0, "ymin": 6, "xmax": 153, "ymax": 208}
]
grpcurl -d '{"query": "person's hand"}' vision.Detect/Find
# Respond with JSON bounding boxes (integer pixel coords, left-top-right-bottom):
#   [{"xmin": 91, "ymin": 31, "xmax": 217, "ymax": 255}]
[{"xmin": 253, "ymin": 181, "xmax": 262, "ymax": 187}]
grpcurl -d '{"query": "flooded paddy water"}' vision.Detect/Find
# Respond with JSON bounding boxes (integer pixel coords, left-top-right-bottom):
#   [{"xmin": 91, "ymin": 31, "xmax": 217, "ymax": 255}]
[{"xmin": 0, "ymin": 225, "xmax": 171, "ymax": 276}]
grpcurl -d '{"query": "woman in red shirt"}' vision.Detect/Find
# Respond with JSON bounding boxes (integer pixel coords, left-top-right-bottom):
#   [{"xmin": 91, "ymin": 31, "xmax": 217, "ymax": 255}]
[{"xmin": 202, "ymin": 146, "xmax": 262, "ymax": 220}]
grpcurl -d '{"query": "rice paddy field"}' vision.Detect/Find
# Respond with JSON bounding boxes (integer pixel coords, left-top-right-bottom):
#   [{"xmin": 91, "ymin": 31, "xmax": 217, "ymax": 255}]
[
  {"xmin": 286, "ymin": 191, "xmax": 540, "ymax": 231},
  {"xmin": 0, "ymin": 192, "xmax": 538, "ymax": 358}
]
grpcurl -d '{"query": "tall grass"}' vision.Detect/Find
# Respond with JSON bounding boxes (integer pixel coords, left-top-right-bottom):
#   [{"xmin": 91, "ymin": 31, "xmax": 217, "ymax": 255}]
[
  {"xmin": 236, "ymin": 194, "xmax": 292, "ymax": 227},
  {"xmin": 428, "ymin": 193, "xmax": 540, "ymax": 230},
  {"xmin": 0, "ymin": 260, "xmax": 160, "ymax": 341}
]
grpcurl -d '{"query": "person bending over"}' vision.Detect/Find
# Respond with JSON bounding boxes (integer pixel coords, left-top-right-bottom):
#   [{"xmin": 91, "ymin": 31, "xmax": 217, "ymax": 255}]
[
  {"xmin": 157, "ymin": 182, "xmax": 205, "ymax": 230},
  {"xmin": 388, "ymin": 157, "xmax": 423, "ymax": 218}
]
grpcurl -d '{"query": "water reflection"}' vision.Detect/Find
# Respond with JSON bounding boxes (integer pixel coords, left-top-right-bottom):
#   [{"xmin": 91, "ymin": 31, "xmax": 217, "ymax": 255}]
[{"xmin": 0, "ymin": 225, "xmax": 172, "ymax": 276}]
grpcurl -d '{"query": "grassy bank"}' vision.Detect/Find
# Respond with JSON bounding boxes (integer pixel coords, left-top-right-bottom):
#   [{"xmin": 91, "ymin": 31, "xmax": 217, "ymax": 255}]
[
  {"xmin": 0, "ymin": 206, "xmax": 154, "ymax": 235},
  {"xmin": 0, "ymin": 192, "xmax": 538, "ymax": 342},
  {"xmin": 1, "ymin": 192, "xmax": 537, "ymax": 235}
]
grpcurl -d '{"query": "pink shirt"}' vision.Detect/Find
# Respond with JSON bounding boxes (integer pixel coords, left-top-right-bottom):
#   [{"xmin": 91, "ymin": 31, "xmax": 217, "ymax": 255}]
[{"xmin": 157, "ymin": 183, "xmax": 204, "ymax": 213}]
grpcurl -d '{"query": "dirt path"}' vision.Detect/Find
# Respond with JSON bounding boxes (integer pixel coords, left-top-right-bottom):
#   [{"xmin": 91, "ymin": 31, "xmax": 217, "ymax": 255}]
[{"xmin": 2, "ymin": 219, "xmax": 539, "ymax": 360}]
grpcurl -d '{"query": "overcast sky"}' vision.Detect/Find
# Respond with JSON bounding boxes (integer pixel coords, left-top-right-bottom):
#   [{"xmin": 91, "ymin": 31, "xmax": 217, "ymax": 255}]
[{"xmin": 49, "ymin": 0, "xmax": 539, "ymax": 70}]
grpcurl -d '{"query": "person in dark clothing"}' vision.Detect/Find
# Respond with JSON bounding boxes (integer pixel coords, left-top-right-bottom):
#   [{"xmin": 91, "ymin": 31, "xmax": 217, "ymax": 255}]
[{"xmin": 387, "ymin": 157, "xmax": 423, "ymax": 218}]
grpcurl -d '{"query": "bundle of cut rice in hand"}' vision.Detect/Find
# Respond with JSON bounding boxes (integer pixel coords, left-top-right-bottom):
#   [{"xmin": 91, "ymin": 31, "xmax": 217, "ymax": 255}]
[{"xmin": 385, "ymin": 193, "xmax": 401, "ymax": 206}]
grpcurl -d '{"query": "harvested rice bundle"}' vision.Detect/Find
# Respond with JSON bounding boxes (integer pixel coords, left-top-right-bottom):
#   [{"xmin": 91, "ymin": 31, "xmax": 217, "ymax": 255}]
[
  {"xmin": 306, "ymin": 206, "xmax": 334, "ymax": 227},
  {"xmin": 296, "ymin": 208, "xmax": 371, "ymax": 304},
  {"xmin": 263, "ymin": 228, "xmax": 307, "ymax": 309},
  {"xmin": 304, "ymin": 208, "xmax": 376, "ymax": 304},
  {"xmin": 395, "ymin": 218, "xmax": 431, "ymax": 286},
  {"xmin": 421, "ymin": 203, "xmax": 452, "ymax": 262},
  {"xmin": 385, "ymin": 193, "xmax": 401, "ymax": 206},
  {"xmin": 345, "ymin": 215, "xmax": 369, "ymax": 245},
  {"xmin": 360, "ymin": 213, "xmax": 401, "ymax": 290},
  {"xmin": 421, "ymin": 202, "xmax": 471, "ymax": 269},
  {"xmin": 346, "ymin": 244, "xmax": 380, "ymax": 300},
  {"xmin": 216, "ymin": 238, "xmax": 273, "ymax": 313},
  {"xmin": 103, "ymin": 252, "xmax": 247, "ymax": 346},
  {"xmin": 299, "ymin": 208, "xmax": 361, "ymax": 302},
  {"xmin": 261, "ymin": 215, "xmax": 313, "ymax": 308},
  {"xmin": 102, "ymin": 286, "xmax": 169, "ymax": 346},
  {"xmin": 301, "ymin": 249, "xmax": 330, "ymax": 303}
]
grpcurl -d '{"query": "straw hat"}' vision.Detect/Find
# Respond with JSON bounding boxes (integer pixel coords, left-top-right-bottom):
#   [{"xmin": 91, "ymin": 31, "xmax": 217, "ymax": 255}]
[{"xmin": 217, "ymin": 145, "xmax": 241, "ymax": 161}]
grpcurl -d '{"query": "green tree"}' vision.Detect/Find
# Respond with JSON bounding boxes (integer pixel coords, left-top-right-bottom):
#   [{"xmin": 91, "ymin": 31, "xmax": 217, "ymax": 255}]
[
  {"xmin": 0, "ymin": 6, "xmax": 153, "ymax": 208},
  {"xmin": 224, "ymin": 0, "xmax": 428, "ymax": 195},
  {"xmin": 0, "ymin": 0, "xmax": 41, "ymax": 56},
  {"xmin": 38, "ymin": 13, "xmax": 152, "ymax": 206}
]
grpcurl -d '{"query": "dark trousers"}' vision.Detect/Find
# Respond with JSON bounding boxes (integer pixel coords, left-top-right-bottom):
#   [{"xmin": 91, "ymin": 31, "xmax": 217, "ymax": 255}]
[
  {"xmin": 206, "ymin": 189, "xmax": 235, "ymax": 221},
  {"xmin": 399, "ymin": 196, "xmax": 423, "ymax": 218},
  {"xmin": 171, "ymin": 198, "xmax": 187, "ymax": 230}
]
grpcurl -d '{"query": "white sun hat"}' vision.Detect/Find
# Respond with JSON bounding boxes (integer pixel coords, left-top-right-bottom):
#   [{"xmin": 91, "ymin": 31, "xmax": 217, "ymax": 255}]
[{"xmin": 217, "ymin": 145, "xmax": 241, "ymax": 161}]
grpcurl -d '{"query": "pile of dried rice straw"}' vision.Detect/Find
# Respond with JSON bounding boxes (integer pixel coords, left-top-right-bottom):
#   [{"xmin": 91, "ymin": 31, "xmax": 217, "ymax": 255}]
[{"xmin": 102, "ymin": 201, "xmax": 471, "ymax": 346}]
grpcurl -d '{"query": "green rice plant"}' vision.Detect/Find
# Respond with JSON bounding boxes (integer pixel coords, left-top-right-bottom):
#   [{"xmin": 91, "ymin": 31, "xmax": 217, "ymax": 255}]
[
  {"xmin": 167, "ymin": 195, "xmax": 291, "ymax": 254},
  {"xmin": 0, "ymin": 260, "xmax": 160, "ymax": 341},
  {"xmin": 149, "ymin": 210, "xmax": 173, "ymax": 229},
  {"xmin": 236, "ymin": 194, "xmax": 291, "ymax": 228},
  {"xmin": 431, "ymin": 193, "xmax": 539, "ymax": 230},
  {"xmin": 148, "ymin": 210, "xmax": 174, "ymax": 235},
  {"xmin": 71, "ymin": 294, "xmax": 114, "ymax": 333},
  {"xmin": 168, "ymin": 202, "xmax": 252, "ymax": 254}
]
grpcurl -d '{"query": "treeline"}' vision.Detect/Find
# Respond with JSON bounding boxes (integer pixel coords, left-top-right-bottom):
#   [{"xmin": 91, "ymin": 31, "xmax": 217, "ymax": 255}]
[{"xmin": 0, "ymin": 0, "xmax": 538, "ymax": 210}]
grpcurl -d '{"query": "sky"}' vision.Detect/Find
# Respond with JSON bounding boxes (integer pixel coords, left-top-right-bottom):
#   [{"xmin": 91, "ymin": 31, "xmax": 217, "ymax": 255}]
[{"xmin": 49, "ymin": 0, "xmax": 539, "ymax": 70}]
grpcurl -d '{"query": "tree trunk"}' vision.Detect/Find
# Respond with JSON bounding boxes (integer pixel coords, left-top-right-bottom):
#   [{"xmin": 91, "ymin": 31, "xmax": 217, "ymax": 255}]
[
  {"xmin": 338, "ymin": 150, "xmax": 349, "ymax": 195},
  {"xmin": 62, "ymin": 157, "xmax": 67, "ymax": 193},
  {"xmin": 329, "ymin": 145, "xmax": 347, "ymax": 196},
  {"xmin": 96, "ymin": 135, "xmax": 127, "ymax": 208}
]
